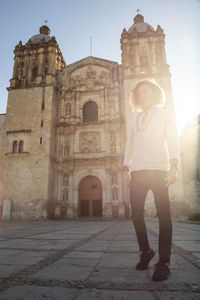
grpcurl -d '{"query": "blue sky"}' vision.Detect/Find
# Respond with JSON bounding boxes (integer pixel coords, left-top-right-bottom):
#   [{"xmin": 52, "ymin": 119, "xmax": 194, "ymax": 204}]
[{"xmin": 1, "ymin": 0, "xmax": 200, "ymax": 133}]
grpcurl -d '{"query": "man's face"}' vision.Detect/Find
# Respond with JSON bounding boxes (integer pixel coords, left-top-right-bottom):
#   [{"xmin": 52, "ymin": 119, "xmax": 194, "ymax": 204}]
[{"xmin": 138, "ymin": 84, "xmax": 154, "ymax": 111}]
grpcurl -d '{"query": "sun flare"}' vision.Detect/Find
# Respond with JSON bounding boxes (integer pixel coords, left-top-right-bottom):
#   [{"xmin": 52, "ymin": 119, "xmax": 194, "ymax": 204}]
[{"xmin": 173, "ymin": 77, "xmax": 199, "ymax": 135}]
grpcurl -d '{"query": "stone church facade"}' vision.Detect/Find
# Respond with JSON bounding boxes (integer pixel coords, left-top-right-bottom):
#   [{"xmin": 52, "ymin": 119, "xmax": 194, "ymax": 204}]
[{"xmin": 0, "ymin": 14, "xmax": 175, "ymax": 219}]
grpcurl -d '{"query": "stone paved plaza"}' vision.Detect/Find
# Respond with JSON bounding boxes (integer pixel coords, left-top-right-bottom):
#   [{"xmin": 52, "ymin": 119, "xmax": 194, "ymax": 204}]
[{"xmin": 0, "ymin": 219, "xmax": 199, "ymax": 299}]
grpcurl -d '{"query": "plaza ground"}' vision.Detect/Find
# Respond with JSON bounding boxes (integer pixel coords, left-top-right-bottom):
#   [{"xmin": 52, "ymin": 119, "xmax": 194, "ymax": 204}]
[{"xmin": 0, "ymin": 219, "xmax": 199, "ymax": 299}]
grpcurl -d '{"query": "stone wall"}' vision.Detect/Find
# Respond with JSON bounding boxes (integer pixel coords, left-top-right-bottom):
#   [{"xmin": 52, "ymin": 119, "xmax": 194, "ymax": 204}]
[{"xmin": 0, "ymin": 86, "xmax": 55, "ymax": 219}]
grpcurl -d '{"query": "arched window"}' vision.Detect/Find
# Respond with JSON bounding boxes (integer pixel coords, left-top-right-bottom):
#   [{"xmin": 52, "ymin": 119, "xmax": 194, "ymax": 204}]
[
  {"xmin": 13, "ymin": 141, "xmax": 18, "ymax": 153},
  {"xmin": 19, "ymin": 140, "xmax": 24, "ymax": 153},
  {"xmin": 83, "ymin": 101, "xmax": 98, "ymax": 123},
  {"xmin": 31, "ymin": 65, "xmax": 38, "ymax": 82},
  {"xmin": 140, "ymin": 56, "xmax": 149, "ymax": 73}
]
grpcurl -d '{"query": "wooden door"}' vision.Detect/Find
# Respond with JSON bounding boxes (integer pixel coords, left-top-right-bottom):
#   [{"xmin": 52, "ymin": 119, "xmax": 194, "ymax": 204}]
[{"xmin": 79, "ymin": 176, "xmax": 102, "ymax": 217}]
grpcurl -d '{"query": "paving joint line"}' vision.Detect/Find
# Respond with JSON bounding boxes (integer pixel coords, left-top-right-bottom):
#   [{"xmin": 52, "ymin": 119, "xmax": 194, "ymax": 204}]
[
  {"xmin": 86, "ymin": 224, "xmax": 121, "ymax": 281},
  {"xmin": 2, "ymin": 278, "xmax": 199, "ymax": 293},
  {"xmin": 0, "ymin": 222, "xmax": 117, "ymax": 294},
  {"xmin": 148, "ymin": 228, "xmax": 200, "ymax": 270},
  {"xmin": 0, "ymin": 225, "xmax": 86, "ymax": 241}
]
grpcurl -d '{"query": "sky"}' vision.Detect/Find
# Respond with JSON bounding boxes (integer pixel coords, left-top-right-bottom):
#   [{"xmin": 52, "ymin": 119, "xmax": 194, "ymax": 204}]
[{"xmin": 0, "ymin": 0, "xmax": 199, "ymax": 134}]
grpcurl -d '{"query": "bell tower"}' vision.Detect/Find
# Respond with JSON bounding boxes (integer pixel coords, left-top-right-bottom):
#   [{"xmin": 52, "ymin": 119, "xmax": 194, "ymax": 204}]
[
  {"xmin": 10, "ymin": 25, "xmax": 65, "ymax": 89},
  {"xmin": 2, "ymin": 26, "xmax": 66, "ymax": 218},
  {"xmin": 121, "ymin": 14, "xmax": 175, "ymax": 125}
]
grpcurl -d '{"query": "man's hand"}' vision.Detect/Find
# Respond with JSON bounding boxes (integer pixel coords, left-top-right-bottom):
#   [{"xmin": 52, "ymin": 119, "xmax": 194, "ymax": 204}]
[
  {"xmin": 165, "ymin": 168, "xmax": 177, "ymax": 186},
  {"xmin": 123, "ymin": 165, "xmax": 130, "ymax": 172}
]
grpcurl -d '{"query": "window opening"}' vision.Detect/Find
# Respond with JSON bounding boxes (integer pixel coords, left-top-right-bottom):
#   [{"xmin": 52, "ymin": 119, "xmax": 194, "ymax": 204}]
[
  {"xmin": 83, "ymin": 101, "xmax": 98, "ymax": 123},
  {"xmin": 31, "ymin": 66, "xmax": 38, "ymax": 82},
  {"xmin": 19, "ymin": 140, "xmax": 24, "ymax": 153},
  {"xmin": 13, "ymin": 141, "xmax": 18, "ymax": 153}
]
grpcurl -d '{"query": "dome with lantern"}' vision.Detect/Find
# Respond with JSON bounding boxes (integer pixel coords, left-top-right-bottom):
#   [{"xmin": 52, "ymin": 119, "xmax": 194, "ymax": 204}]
[
  {"xmin": 128, "ymin": 14, "xmax": 155, "ymax": 33},
  {"xmin": 28, "ymin": 25, "xmax": 52, "ymax": 44}
]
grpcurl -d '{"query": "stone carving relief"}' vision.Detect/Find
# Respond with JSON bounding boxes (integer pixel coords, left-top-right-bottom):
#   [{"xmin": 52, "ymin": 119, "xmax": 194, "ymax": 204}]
[
  {"xmin": 63, "ymin": 142, "xmax": 70, "ymax": 157},
  {"xmin": 80, "ymin": 131, "xmax": 100, "ymax": 153},
  {"xmin": 70, "ymin": 66, "xmax": 110, "ymax": 90}
]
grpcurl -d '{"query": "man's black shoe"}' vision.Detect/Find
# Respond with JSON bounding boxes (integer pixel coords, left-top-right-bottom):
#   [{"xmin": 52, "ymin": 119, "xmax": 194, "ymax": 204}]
[
  {"xmin": 152, "ymin": 261, "xmax": 170, "ymax": 281},
  {"xmin": 136, "ymin": 249, "xmax": 155, "ymax": 270}
]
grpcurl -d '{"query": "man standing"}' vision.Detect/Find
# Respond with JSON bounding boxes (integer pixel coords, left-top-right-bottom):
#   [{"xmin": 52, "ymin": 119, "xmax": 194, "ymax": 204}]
[{"xmin": 123, "ymin": 79, "xmax": 179, "ymax": 281}]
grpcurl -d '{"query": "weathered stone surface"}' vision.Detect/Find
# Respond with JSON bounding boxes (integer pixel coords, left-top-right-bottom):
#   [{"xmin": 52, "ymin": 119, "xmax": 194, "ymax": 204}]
[
  {"xmin": 2, "ymin": 199, "xmax": 12, "ymax": 220},
  {"xmin": 1, "ymin": 14, "xmax": 193, "ymax": 221}
]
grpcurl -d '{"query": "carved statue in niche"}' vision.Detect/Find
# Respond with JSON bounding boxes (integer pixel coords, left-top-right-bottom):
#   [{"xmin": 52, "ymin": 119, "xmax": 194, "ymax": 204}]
[
  {"xmin": 65, "ymin": 103, "xmax": 71, "ymax": 117},
  {"xmin": 80, "ymin": 132, "xmax": 100, "ymax": 153},
  {"xmin": 112, "ymin": 172, "xmax": 117, "ymax": 185},
  {"xmin": 110, "ymin": 131, "xmax": 116, "ymax": 142},
  {"xmin": 112, "ymin": 187, "xmax": 118, "ymax": 201},
  {"xmin": 64, "ymin": 143, "xmax": 70, "ymax": 157},
  {"xmin": 63, "ymin": 188, "xmax": 68, "ymax": 202}
]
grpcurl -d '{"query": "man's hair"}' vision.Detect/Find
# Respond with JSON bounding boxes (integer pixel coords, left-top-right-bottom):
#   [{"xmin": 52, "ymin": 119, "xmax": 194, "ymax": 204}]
[{"xmin": 130, "ymin": 79, "xmax": 166, "ymax": 111}]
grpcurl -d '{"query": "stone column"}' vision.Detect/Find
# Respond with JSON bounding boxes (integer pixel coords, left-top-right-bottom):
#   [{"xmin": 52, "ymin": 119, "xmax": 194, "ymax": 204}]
[
  {"xmin": 73, "ymin": 186, "xmax": 79, "ymax": 218},
  {"xmin": 57, "ymin": 171, "xmax": 63, "ymax": 202},
  {"xmin": 118, "ymin": 171, "xmax": 125, "ymax": 217},
  {"xmin": 133, "ymin": 42, "xmax": 140, "ymax": 74},
  {"xmin": 150, "ymin": 40, "xmax": 157, "ymax": 73},
  {"xmin": 13, "ymin": 56, "xmax": 19, "ymax": 78},
  {"xmin": 38, "ymin": 51, "xmax": 44, "ymax": 75},
  {"xmin": 48, "ymin": 50, "xmax": 56, "ymax": 75},
  {"xmin": 103, "ymin": 169, "xmax": 112, "ymax": 217},
  {"xmin": 161, "ymin": 40, "xmax": 167, "ymax": 64},
  {"xmin": 75, "ymin": 91, "xmax": 80, "ymax": 122}
]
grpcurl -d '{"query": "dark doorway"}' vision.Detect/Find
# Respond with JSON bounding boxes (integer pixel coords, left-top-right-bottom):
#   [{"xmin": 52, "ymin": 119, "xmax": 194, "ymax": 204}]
[{"xmin": 79, "ymin": 176, "xmax": 102, "ymax": 217}]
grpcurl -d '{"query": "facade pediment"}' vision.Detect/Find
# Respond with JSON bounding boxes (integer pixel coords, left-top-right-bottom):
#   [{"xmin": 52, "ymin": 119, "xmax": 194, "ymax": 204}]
[
  {"xmin": 58, "ymin": 56, "xmax": 119, "ymax": 91},
  {"xmin": 69, "ymin": 65, "xmax": 110, "ymax": 91},
  {"xmin": 67, "ymin": 56, "xmax": 118, "ymax": 72}
]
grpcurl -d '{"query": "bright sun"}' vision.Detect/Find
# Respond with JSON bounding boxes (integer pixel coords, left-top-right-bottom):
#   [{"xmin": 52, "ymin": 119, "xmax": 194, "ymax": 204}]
[{"xmin": 173, "ymin": 77, "xmax": 199, "ymax": 136}]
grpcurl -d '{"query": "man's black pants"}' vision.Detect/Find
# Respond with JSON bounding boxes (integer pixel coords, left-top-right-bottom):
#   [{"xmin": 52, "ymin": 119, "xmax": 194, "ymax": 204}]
[{"xmin": 130, "ymin": 170, "xmax": 172, "ymax": 264}]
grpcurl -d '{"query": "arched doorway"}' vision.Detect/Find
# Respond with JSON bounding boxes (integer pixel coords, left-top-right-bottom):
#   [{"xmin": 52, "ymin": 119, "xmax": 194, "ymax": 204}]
[{"xmin": 79, "ymin": 176, "xmax": 102, "ymax": 217}]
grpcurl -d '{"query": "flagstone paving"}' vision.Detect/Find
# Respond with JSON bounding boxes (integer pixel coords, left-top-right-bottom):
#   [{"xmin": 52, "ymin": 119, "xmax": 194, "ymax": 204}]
[{"xmin": 0, "ymin": 219, "xmax": 199, "ymax": 299}]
